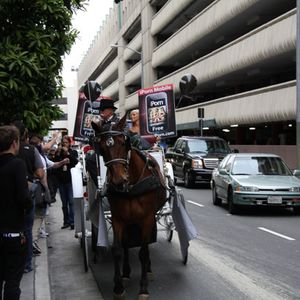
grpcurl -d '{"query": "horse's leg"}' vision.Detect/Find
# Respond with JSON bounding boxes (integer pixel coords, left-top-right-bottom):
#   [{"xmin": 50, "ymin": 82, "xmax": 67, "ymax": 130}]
[
  {"xmin": 138, "ymin": 217, "xmax": 155, "ymax": 299},
  {"xmin": 147, "ymin": 256, "xmax": 154, "ymax": 281},
  {"xmin": 138, "ymin": 244, "xmax": 150, "ymax": 299},
  {"xmin": 111, "ymin": 221, "xmax": 126, "ymax": 298},
  {"xmin": 122, "ymin": 246, "xmax": 131, "ymax": 287}
]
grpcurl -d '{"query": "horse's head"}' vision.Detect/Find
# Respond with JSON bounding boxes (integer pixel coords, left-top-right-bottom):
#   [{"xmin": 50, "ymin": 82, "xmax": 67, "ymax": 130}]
[{"xmin": 92, "ymin": 115, "xmax": 131, "ymax": 192}]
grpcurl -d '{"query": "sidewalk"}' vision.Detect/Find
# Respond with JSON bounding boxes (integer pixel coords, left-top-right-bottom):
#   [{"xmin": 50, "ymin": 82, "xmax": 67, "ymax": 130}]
[{"xmin": 20, "ymin": 198, "xmax": 104, "ymax": 300}]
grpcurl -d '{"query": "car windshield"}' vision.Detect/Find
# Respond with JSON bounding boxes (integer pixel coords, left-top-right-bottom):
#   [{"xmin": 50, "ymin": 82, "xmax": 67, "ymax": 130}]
[
  {"xmin": 187, "ymin": 139, "xmax": 230, "ymax": 154},
  {"xmin": 231, "ymin": 157, "xmax": 292, "ymax": 176}
]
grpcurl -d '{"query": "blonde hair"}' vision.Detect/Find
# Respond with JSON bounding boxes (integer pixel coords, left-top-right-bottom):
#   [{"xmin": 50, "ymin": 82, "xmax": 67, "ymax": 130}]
[{"xmin": 130, "ymin": 109, "xmax": 139, "ymax": 117}]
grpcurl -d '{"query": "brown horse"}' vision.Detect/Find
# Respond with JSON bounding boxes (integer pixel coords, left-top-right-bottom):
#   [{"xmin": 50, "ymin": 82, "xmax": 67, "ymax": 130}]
[{"xmin": 92, "ymin": 115, "xmax": 167, "ymax": 299}]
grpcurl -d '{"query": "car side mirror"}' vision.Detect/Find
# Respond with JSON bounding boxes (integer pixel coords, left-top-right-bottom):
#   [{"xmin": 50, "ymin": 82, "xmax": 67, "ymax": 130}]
[
  {"xmin": 293, "ymin": 169, "xmax": 300, "ymax": 177},
  {"xmin": 175, "ymin": 148, "xmax": 183, "ymax": 153},
  {"xmin": 232, "ymin": 149, "xmax": 239, "ymax": 153},
  {"xmin": 219, "ymin": 168, "xmax": 228, "ymax": 175}
]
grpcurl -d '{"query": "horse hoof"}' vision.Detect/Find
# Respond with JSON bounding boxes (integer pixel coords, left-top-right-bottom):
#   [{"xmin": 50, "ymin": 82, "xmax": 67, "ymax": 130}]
[
  {"xmin": 147, "ymin": 272, "xmax": 154, "ymax": 281},
  {"xmin": 113, "ymin": 291, "xmax": 126, "ymax": 300},
  {"xmin": 138, "ymin": 294, "xmax": 149, "ymax": 300},
  {"xmin": 122, "ymin": 277, "xmax": 130, "ymax": 287}
]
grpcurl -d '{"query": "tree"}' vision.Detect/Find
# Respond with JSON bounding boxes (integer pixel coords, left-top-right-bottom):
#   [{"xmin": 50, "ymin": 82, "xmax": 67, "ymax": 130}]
[{"xmin": 0, "ymin": 0, "xmax": 87, "ymax": 133}]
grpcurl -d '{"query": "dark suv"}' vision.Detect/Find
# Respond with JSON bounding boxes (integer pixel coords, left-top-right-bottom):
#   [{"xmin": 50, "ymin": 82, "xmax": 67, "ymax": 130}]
[{"xmin": 165, "ymin": 136, "xmax": 232, "ymax": 187}]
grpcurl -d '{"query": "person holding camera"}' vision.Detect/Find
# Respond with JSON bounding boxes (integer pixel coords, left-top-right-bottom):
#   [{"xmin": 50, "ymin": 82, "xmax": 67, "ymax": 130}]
[{"xmin": 54, "ymin": 136, "xmax": 78, "ymax": 230}]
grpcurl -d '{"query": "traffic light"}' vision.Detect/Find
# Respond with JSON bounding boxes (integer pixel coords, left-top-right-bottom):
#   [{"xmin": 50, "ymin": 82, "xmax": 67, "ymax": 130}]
[{"xmin": 114, "ymin": 0, "xmax": 123, "ymax": 3}]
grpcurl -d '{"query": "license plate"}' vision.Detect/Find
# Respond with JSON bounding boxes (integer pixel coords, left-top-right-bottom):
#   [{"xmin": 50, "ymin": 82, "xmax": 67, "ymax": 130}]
[{"xmin": 267, "ymin": 196, "xmax": 282, "ymax": 204}]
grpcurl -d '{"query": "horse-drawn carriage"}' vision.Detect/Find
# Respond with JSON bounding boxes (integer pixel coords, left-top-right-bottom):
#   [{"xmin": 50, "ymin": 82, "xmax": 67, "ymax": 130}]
[{"xmin": 71, "ymin": 116, "xmax": 197, "ymax": 299}]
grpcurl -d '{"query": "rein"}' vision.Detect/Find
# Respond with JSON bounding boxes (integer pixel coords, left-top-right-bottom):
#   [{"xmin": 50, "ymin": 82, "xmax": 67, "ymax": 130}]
[
  {"xmin": 105, "ymin": 158, "xmax": 128, "ymax": 167},
  {"xmin": 136, "ymin": 152, "xmax": 149, "ymax": 182},
  {"xmin": 95, "ymin": 129, "xmax": 131, "ymax": 167},
  {"xmin": 95, "ymin": 126, "xmax": 165, "ymax": 196}
]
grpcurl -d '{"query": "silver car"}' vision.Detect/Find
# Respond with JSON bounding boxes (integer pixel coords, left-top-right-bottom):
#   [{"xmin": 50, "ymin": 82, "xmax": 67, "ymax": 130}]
[{"xmin": 210, "ymin": 153, "xmax": 300, "ymax": 214}]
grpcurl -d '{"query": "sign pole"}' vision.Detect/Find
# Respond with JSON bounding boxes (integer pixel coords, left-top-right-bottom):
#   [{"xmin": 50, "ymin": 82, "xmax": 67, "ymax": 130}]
[{"xmin": 198, "ymin": 108, "xmax": 204, "ymax": 136}]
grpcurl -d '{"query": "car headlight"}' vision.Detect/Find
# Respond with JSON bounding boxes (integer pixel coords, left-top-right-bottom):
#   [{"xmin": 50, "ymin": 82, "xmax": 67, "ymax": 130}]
[
  {"xmin": 192, "ymin": 159, "xmax": 203, "ymax": 169},
  {"xmin": 236, "ymin": 186, "xmax": 259, "ymax": 192},
  {"xmin": 289, "ymin": 187, "xmax": 300, "ymax": 192}
]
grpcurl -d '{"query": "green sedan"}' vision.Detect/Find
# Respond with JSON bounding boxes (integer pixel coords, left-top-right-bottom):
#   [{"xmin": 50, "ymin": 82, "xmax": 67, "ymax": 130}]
[{"xmin": 210, "ymin": 153, "xmax": 300, "ymax": 214}]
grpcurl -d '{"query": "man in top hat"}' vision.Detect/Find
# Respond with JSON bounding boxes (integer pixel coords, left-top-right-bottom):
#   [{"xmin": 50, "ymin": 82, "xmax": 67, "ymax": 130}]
[
  {"xmin": 99, "ymin": 98, "xmax": 119, "ymax": 125},
  {"xmin": 86, "ymin": 98, "xmax": 119, "ymax": 186}
]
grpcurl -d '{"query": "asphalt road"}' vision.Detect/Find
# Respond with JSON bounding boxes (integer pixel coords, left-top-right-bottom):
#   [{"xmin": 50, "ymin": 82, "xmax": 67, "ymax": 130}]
[{"xmin": 90, "ymin": 184, "xmax": 300, "ymax": 300}]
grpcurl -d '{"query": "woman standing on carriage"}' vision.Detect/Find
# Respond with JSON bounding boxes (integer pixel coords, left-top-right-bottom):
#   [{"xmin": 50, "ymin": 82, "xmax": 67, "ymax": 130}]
[{"xmin": 128, "ymin": 109, "xmax": 160, "ymax": 150}]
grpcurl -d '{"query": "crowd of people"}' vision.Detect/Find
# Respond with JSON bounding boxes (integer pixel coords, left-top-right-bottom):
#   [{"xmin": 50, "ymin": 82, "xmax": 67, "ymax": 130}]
[
  {"xmin": 0, "ymin": 97, "xmax": 168, "ymax": 299},
  {"xmin": 0, "ymin": 121, "xmax": 78, "ymax": 300}
]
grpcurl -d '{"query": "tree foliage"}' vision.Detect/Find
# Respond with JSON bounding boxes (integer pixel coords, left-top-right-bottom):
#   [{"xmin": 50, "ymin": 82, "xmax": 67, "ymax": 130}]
[{"xmin": 0, "ymin": 0, "xmax": 87, "ymax": 133}]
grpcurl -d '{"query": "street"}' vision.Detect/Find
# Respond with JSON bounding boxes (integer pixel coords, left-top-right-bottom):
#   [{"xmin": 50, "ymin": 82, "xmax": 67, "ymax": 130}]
[{"xmin": 90, "ymin": 184, "xmax": 300, "ymax": 300}]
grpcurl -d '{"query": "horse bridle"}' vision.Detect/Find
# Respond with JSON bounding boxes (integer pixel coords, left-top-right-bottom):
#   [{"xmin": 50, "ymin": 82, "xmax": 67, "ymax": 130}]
[{"xmin": 95, "ymin": 129, "xmax": 131, "ymax": 168}]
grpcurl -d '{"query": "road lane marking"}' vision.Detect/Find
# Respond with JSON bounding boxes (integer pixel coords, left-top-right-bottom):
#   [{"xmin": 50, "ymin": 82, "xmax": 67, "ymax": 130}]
[
  {"xmin": 187, "ymin": 200, "xmax": 204, "ymax": 207},
  {"xmin": 258, "ymin": 227, "xmax": 295, "ymax": 241},
  {"xmin": 188, "ymin": 239, "xmax": 285, "ymax": 300}
]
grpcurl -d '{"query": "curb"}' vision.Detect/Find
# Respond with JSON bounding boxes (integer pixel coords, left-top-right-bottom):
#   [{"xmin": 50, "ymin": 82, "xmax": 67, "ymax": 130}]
[{"xmin": 34, "ymin": 218, "xmax": 51, "ymax": 300}]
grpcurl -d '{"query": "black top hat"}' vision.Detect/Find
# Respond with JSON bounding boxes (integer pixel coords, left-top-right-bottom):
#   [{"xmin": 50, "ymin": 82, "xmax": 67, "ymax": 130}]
[{"xmin": 99, "ymin": 99, "xmax": 117, "ymax": 111}]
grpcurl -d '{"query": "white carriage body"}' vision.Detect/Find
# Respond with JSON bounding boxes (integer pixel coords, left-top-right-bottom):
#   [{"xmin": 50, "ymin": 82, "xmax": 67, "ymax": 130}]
[{"xmin": 71, "ymin": 146, "xmax": 197, "ymax": 264}]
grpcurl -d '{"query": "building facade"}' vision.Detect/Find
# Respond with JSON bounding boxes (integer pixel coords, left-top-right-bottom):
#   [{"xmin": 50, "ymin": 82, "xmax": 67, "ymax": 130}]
[
  {"xmin": 51, "ymin": 85, "xmax": 77, "ymax": 135},
  {"xmin": 76, "ymin": 0, "xmax": 297, "ymax": 167}
]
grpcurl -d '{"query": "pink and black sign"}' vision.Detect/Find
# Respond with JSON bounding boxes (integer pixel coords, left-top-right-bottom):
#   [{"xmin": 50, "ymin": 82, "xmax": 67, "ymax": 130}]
[
  {"xmin": 138, "ymin": 84, "xmax": 177, "ymax": 138},
  {"xmin": 73, "ymin": 93, "xmax": 111, "ymax": 142}
]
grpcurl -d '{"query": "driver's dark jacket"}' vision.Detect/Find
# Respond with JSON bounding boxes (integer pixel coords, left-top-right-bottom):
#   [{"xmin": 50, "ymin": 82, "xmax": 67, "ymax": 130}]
[
  {"xmin": 102, "ymin": 113, "xmax": 119, "ymax": 128},
  {"xmin": 0, "ymin": 153, "xmax": 31, "ymax": 233},
  {"xmin": 86, "ymin": 114, "xmax": 119, "ymax": 186}
]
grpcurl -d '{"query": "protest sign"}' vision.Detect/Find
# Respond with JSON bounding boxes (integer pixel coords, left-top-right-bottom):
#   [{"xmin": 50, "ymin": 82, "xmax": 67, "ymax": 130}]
[{"xmin": 138, "ymin": 84, "xmax": 177, "ymax": 138}]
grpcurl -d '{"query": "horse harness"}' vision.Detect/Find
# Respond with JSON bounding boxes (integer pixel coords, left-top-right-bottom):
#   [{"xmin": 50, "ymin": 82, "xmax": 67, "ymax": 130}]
[
  {"xmin": 94, "ymin": 125, "xmax": 131, "ymax": 168},
  {"xmin": 94, "ymin": 127, "xmax": 166, "ymax": 197}
]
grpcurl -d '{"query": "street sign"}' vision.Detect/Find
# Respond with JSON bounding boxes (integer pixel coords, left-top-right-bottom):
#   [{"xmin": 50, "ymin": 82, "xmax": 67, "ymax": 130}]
[{"xmin": 198, "ymin": 107, "xmax": 204, "ymax": 118}]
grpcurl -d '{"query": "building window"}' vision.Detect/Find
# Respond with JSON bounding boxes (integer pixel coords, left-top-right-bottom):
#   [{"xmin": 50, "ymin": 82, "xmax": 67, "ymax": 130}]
[{"xmin": 59, "ymin": 113, "xmax": 68, "ymax": 121}]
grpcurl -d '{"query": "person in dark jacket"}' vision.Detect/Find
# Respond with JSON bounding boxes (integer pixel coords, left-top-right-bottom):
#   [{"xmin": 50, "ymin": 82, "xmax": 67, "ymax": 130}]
[
  {"xmin": 0, "ymin": 125, "xmax": 31, "ymax": 300},
  {"xmin": 98, "ymin": 98, "xmax": 119, "ymax": 126},
  {"xmin": 54, "ymin": 136, "xmax": 78, "ymax": 229},
  {"xmin": 85, "ymin": 98, "xmax": 119, "ymax": 187},
  {"xmin": 12, "ymin": 121, "xmax": 44, "ymax": 273}
]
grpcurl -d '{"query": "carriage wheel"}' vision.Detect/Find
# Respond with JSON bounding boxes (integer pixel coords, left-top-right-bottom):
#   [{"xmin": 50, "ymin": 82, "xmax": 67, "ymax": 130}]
[
  {"xmin": 164, "ymin": 214, "xmax": 174, "ymax": 242},
  {"xmin": 91, "ymin": 224, "xmax": 98, "ymax": 264},
  {"xmin": 80, "ymin": 197, "xmax": 89, "ymax": 272},
  {"xmin": 182, "ymin": 253, "xmax": 188, "ymax": 265},
  {"xmin": 82, "ymin": 228, "xmax": 89, "ymax": 273},
  {"xmin": 166, "ymin": 227, "xmax": 173, "ymax": 242}
]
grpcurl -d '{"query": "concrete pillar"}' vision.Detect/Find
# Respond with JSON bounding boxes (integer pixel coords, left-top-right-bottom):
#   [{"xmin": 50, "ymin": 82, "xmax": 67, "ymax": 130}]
[
  {"xmin": 116, "ymin": 37, "xmax": 127, "ymax": 116},
  {"xmin": 141, "ymin": 0, "xmax": 156, "ymax": 88}
]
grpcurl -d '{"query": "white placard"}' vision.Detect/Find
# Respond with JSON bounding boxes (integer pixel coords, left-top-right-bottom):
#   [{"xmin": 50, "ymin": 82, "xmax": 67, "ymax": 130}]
[{"xmin": 71, "ymin": 167, "xmax": 83, "ymax": 198}]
